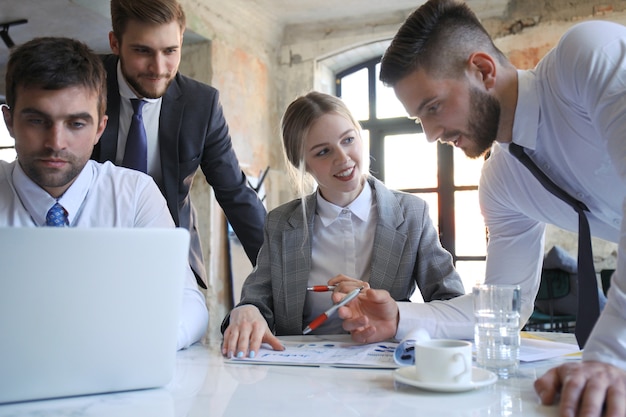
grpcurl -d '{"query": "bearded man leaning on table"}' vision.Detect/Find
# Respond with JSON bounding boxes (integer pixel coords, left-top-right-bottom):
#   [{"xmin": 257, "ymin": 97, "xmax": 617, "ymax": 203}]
[{"xmin": 334, "ymin": 1, "xmax": 626, "ymax": 416}]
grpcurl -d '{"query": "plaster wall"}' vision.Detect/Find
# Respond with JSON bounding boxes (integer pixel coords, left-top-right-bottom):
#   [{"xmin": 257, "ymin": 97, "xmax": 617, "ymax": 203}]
[{"xmin": 177, "ymin": 2, "xmax": 283, "ymax": 342}]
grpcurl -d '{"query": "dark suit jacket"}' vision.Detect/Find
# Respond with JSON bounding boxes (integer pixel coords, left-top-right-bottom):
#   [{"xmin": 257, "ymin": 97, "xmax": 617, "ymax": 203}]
[
  {"xmin": 221, "ymin": 176, "xmax": 465, "ymax": 334},
  {"xmin": 93, "ymin": 55, "xmax": 266, "ymax": 288}
]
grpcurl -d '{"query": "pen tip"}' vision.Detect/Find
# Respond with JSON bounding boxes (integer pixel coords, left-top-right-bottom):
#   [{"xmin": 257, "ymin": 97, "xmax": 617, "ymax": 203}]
[{"xmin": 303, "ymin": 327, "xmax": 311, "ymax": 335}]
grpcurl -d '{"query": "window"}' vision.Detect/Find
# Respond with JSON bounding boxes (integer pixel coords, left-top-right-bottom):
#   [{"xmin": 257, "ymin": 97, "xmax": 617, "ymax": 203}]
[{"xmin": 337, "ymin": 58, "xmax": 487, "ymax": 293}]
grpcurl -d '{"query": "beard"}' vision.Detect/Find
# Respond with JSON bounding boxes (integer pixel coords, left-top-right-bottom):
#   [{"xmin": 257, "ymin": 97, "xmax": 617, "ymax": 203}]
[
  {"xmin": 19, "ymin": 150, "xmax": 85, "ymax": 191},
  {"xmin": 462, "ymin": 87, "xmax": 501, "ymax": 159},
  {"xmin": 119, "ymin": 56, "xmax": 174, "ymax": 99}
]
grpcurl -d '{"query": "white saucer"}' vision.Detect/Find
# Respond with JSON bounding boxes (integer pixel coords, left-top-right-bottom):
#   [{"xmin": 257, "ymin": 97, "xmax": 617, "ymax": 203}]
[{"xmin": 393, "ymin": 366, "xmax": 498, "ymax": 393}]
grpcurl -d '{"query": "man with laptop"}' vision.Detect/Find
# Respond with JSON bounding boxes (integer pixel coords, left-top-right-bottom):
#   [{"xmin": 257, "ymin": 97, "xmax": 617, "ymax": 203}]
[{"xmin": 0, "ymin": 37, "xmax": 208, "ymax": 352}]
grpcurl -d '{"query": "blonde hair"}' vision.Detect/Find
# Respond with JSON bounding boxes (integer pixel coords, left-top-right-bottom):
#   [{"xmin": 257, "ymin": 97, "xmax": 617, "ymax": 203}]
[
  {"xmin": 280, "ymin": 91, "xmax": 368, "ymax": 247},
  {"xmin": 281, "ymin": 91, "xmax": 366, "ymax": 197}
]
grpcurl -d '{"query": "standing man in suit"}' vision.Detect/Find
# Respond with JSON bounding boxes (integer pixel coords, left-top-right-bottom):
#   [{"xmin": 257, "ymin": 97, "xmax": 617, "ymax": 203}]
[{"xmin": 92, "ymin": 0, "xmax": 267, "ymax": 288}]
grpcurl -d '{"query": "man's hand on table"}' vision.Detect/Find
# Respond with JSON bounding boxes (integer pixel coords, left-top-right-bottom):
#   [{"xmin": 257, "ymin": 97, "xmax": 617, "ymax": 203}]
[{"xmin": 534, "ymin": 361, "xmax": 626, "ymax": 417}]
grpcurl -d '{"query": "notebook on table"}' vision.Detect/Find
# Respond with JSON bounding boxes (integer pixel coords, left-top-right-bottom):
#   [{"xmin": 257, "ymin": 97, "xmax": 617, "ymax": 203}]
[{"xmin": 0, "ymin": 227, "xmax": 190, "ymax": 404}]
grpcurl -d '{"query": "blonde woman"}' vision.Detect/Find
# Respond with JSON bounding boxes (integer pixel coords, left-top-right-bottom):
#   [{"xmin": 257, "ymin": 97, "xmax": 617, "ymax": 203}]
[{"xmin": 221, "ymin": 92, "xmax": 463, "ymax": 358}]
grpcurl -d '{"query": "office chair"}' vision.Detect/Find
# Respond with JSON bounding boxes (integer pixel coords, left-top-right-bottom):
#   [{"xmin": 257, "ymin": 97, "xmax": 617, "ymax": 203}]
[
  {"xmin": 600, "ymin": 269, "xmax": 615, "ymax": 296},
  {"xmin": 524, "ymin": 268, "xmax": 577, "ymax": 332}
]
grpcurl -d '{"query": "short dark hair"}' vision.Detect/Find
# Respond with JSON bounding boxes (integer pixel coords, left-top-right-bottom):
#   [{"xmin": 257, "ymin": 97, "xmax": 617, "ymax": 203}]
[
  {"xmin": 111, "ymin": 0, "xmax": 186, "ymax": 41},
  {"xmin": 380, "ymin": 0, "xmax": 506, "ymax": 86},
  {"xmin": 5, "ymin": 37, "xmax": 107, "ymax": 120}
]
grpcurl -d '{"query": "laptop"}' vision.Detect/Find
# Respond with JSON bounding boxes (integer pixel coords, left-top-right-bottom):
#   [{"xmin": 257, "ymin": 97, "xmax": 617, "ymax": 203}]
[{"xmin": 0, "ymin": 227, "xmax": 190, "ymax": 404}]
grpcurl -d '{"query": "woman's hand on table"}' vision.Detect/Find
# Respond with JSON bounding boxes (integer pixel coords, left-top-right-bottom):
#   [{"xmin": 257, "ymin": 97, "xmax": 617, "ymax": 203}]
[
  {"xmin": 534, "ymin": 361, "xmax": 626, "ymax": 417},
  {"xmin": 222, "ymin": 305, "xmax": 284, "ymax": 359}
]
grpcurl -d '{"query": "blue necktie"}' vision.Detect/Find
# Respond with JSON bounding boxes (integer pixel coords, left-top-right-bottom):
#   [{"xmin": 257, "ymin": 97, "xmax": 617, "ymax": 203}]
[
  {"xmin": 122, "ymin": 99, "xmax": 148, "ymax": 173},
  {"xmin": 509, "ymin": 143, "xmax": 599, "ymax": 348},
  {"xmin": 46, "ymin": 202, "xmax": 69, "ymax": 227}
]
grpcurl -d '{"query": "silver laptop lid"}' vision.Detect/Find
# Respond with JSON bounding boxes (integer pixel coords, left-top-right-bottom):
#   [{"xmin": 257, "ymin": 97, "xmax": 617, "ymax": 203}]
[{"xmin": 0, "ymin": 227, "xmax": 189, "ymax": 404}]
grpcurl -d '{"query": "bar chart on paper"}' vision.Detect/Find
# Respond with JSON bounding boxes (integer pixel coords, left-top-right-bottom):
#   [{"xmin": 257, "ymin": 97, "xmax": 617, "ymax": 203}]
[{"xmin": 226, "ymin": 339, "xmax": 399, "ymax": 369}]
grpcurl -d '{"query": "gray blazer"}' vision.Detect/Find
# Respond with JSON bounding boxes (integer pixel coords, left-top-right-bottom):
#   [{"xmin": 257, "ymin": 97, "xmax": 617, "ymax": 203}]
[{"xmin": 221, "ymin": 176, "xmax": 464, "ymax": 335}]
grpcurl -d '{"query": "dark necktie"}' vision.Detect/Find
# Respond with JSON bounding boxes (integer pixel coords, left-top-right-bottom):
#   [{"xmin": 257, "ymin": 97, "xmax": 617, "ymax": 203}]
[
  {"xmin": 122, "ymin": 99, "xmax": 148, "ymax": 173},
  {"xmin": 509, "ymin": 143, "xmax": 599, "ymax": 348},
  {"xmin": 46, "ymin": 202, "xmax": 69, "ymax": 227}
]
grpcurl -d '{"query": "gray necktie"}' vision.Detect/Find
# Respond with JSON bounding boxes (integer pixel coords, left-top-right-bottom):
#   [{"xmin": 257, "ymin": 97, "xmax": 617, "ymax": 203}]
[{"xmin": 509, "ymin": 142, "xmax": 599, "ymax": 348}]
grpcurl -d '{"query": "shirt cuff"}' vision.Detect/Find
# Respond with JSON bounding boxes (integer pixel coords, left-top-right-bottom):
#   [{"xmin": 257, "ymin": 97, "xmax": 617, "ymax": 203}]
[{"xmin": 396, "ymin": 294, "xmax": 476, "ymax": 340}]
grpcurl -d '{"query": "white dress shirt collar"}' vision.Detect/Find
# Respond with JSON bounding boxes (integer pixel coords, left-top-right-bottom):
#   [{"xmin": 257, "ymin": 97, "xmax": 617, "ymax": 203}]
[
  {"xmin": 13, "ymin": 160, "xmax": 94, "ymax": 226},
  {"xmin": 511, "ymin": 69, "xmax": 540, "ymax": 150},
  {"xmin": 315, "ymin": 179, "xmax": 372, "ymax": 227}
]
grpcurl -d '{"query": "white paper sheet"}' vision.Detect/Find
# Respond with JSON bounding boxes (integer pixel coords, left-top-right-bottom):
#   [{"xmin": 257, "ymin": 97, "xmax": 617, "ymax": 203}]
[
  {"xmin": 225, "ymin": 340, "xmax": 399, "ymax": 368},
  {"xmin": 224, "ymin": 333, "xmax": 580, "ymax": 368},
  {"xmin": 519, "ymin": 337, "xmax": 581, "ymax": 362}
]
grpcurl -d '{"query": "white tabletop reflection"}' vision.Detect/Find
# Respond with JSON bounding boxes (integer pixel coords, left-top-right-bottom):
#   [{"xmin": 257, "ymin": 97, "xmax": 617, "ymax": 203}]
[{"xmin": 0, "ymin": 333, "xmax": 579, "ymax": 417}]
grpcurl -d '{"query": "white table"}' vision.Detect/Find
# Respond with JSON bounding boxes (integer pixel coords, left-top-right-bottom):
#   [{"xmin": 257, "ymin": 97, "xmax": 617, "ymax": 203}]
[{"xmin": 0, "ymin": 333, "xmax": 579, "ymax": 417}]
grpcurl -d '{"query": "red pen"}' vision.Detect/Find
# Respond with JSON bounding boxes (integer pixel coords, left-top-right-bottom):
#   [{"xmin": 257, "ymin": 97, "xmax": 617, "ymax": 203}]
[
  {"xmin": 306, "ymin": 285, "xmax": 337, "ymax": 292},
  {"xmin": 303, "ymin": 287, "xmax": 363, "ymax": 334}
]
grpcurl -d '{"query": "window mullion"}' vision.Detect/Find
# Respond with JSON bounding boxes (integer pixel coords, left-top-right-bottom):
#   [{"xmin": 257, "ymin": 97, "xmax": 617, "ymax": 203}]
[{"xmin": 437, "ymin": 142, "xmax": 456, "ymax": 259}]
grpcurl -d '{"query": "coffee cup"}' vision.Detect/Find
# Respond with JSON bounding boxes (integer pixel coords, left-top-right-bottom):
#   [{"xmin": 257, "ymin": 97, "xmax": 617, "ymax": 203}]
[{"xmin": 414, "ymin": 339, "xmax": 472, "ymax": 384}]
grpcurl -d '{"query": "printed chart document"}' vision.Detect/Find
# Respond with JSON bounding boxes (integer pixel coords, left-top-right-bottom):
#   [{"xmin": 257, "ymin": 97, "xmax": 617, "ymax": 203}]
[
  {"xmin": 224, "ymin": 333, "xmax": 580, "ymax": 368},
  {"xmin": 520, "ymin": 332, "xmax": 581, "ymax": 362},
  {"xmin": 225, "ymin": 336, "xmax": 398, "ymax": 369}
]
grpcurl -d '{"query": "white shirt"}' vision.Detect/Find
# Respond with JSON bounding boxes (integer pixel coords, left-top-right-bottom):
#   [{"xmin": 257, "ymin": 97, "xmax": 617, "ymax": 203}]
[
  {"xmin": 115, "ymin": 62, "xmax": 164, "ymax": 185},
  {"xmin": 397, "ymin": 21, "xmax": 626, "ymax": 369},
  {"xmin": 0, "ymin": 160, "xmax": 208, "ymax": 350},
  {"xmin": 303, "ymin": 181, "xmax": 377, "ymax": 333}
]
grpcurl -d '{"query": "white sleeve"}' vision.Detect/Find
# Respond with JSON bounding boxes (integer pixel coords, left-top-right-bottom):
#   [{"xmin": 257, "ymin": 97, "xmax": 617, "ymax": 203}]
[
  {"xmin": 395, "ymin": 152, "xmax": 546, "ymax": 340},
  {"xmin": 133, "ymin": 177, "xmax": 177, "ymax": 228},
  {"xmin": 396, "ymin": 295, "xmax": 475, "ymax": 340},
  {"xmin": 583, "ymin": 261, "xmax": 626, "ymax": 369},
  {"xmin": 134, "ymin": 175, "xmax": 209, "ymax": 350},
  {"xmin": 559, "ymin": 22, "xmax": 626, "ymax": 368},
  {"xmin": 478, "ymin": 150, "xmax": 546, "ymax": 327},
  {"xmin": 177, "ymin": 266, "xmax": 209, "ymax": 350}
]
